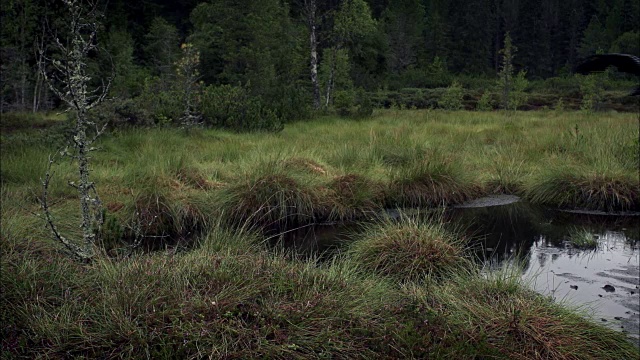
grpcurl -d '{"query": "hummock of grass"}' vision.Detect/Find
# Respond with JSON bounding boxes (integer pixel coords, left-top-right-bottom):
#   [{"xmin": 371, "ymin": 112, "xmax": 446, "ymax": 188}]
[
  {"xmin": 525, "ymin": 167, "xmax": 639, "ymax": 212},
  {"xmin": 3, "ymin": 223, "xmax": 637, "ymax": 359},
  {"xmin": 327, "ymin": 173, "xmax": 385, "ymax": 220},
  {"xmin": 216, "ymin": 160, "xmax": 329, "ymax": 229},
  {"xmin": 347, "ymin": 214, "xmax": 469, "ymax": 282},
  {"xmin": 407, "ymin": 268, "xmax": 639, "ymax": 359},
  {"xmin": 388, "ymin": 158, "xmax": 481, "ymax": 208}
]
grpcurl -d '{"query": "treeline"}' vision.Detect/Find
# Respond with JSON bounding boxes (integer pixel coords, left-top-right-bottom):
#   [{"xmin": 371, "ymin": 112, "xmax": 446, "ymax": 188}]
[{"xmin": 1, "ymin": 0, "xmax": 638, "ymax": 123}]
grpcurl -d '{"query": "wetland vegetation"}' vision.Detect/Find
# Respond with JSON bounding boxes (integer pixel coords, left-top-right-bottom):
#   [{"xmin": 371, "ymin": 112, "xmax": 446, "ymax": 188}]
[
  {"xmin": 2, "ymin": 109, "xmax": 639, "ymax": 358},
  {"xmin": 2, "ymin": 0, "xmax": 639, "ymax": 357}
]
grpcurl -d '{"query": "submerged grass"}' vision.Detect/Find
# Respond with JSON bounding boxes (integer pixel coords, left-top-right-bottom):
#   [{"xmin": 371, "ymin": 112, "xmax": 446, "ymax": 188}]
[
  {"xmin": 567, "ymin": 227, "xmax": 599, "ymax": 250},
  {"xmin": 2, "ymin": 110, "xmax": 639, "ymax": 358}
]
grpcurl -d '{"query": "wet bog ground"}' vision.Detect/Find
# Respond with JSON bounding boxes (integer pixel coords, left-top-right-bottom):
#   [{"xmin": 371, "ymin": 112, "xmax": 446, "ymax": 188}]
[{"xmin": 270, "ymin": 195, "xmax": 640, "ymax": 344}]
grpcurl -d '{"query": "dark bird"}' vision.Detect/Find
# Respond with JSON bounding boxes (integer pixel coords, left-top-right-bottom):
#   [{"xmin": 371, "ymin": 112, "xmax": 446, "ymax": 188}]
[{"xmin": 575, "ymin": 53, "xmax": 640, "ymax": 96}]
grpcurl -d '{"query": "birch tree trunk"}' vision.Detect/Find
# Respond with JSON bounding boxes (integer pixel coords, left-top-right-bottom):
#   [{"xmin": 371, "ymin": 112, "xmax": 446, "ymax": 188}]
[
  {"xmin": 305, "ymin": 0, "xmax": 321, "ymax": 110},
  {"xmin": 324, "ymin": 46, "xmax": 337, "ymax": 109}
]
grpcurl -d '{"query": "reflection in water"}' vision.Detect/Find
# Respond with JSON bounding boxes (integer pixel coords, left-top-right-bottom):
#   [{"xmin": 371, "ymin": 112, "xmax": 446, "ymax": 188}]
[{"xmin": 448, "ymin": 197, "xmax": 640, "ymax": 345}]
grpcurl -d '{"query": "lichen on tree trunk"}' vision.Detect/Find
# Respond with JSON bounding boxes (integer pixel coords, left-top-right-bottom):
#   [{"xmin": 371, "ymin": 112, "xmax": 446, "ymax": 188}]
[{"xmin": 39, "ymin": 0, "xmax": 109, "ymax": 260}]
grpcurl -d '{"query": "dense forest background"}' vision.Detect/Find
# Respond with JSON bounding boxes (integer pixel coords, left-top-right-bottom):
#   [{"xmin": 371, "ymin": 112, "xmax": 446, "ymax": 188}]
[{"xmin": 1, "ymin": 0, "xmax": 639, "ymax": 128}]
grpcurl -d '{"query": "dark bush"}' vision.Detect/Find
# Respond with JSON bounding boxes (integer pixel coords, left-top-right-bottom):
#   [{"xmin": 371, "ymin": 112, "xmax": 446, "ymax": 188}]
[
  {"xmin": 264, "ymin": 83, "xmax": 312, "ymax": 122},
  {"xmin": 87, "ymin": 98, "xmax": 153, "ymax": 128},
  {"xmin": 200, "ymin": 84, "xmax": 283, "ymax": 132},
  {"xmin": 333, "ymin": 89, "xmax": 356, "ymax": 117},
  {"xmin": 135, "ymin": 77, "xmax": 184, "ymax": 124}
]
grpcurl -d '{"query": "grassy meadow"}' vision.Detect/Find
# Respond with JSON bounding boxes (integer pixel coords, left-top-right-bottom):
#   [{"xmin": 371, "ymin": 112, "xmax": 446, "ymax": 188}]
[{"xmin": 2, "ymin": 109, "xmax": 639, "ymax": 358}]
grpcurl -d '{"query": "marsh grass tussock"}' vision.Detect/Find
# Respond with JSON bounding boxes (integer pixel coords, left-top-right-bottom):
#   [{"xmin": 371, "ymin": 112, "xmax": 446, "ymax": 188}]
[
  {"xmin": 388, "ymin": 157, "xmax": 480, "ymax": 207},
  {"xmin": 409, "ymin": 267, "xmax": 640, "ymax": 359},
  {"xmin": 525, "ymin": 166, "xmax": 639, "ymax": 212},
  {"xmin": 327, "ymin": 174, "xmax": 385, "ymax": 220},
  {"xmin": 216, "ymin": 161, "xmax": 328, "ymax": 229},
  {"xmin": 347, "ymin": 215, "xmax": 469, "ymax": 282}
]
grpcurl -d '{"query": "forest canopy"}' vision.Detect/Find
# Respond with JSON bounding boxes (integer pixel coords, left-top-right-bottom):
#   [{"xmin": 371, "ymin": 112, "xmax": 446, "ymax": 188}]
[{"xmin": 1, "ymin": 0, "xmax": 638, "ymax": 122}]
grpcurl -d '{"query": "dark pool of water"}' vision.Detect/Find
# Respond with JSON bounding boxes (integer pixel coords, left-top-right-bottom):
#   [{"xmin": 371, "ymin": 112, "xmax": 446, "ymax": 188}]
[
  {"xmin": 449, "ymin": 196, "xmax": 639, "ymax": 344},
  {"xmin": 267, "ymin": 196, "xmax": 640, "ymax": 344}
]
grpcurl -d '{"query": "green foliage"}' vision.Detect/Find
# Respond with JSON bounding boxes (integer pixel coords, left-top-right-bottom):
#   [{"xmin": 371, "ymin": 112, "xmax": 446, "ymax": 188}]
[
  {"xmin": 578, "ymin": 16, "xmax": 610, "ymax": 58},
  {"xmin": 103, "ymin": 29, "xmax": 147, "ymax": 98},
  {"xmin": 267, "ymin": 84, "xmax": 312, "ymax": 122},
  {"xmin": 554, "ymin": 97, "xmax": 565, "ymax": 111},
  {"xmin": 333, "ymin": 89, "xmax": 356, "ymax": 116},
  {"xmin": 610, "ymin": 31, "xmax": 640, "ymax": 55},
  {"xmin": 144, "ymin": 17, "xmax": 180, "ymax": 78},
  {"xmin": 320, "ymin": 47, "xmax": 353, "ymax": 107},
  {"xmin": 331, "ymin": 88, "xmax": 373, "ymax": 118},
  {"xmin": 88, "ymin": 98, "xmax": 153, "ymax": 128},
  {"xmin": 476, "ymin": 91, "xmax": 493, "ymax": 111},
  {"xmin": 175, "ymin": 43, "xmax": 203, "ymax": 129},
  {"xmin": 578, "ymin": 74, "xmax": 604, "ymax": 112},
  {"xmin": 508, "ymin": 71, "xmax": 529, "ymax": 111},
  {"xmin": 497, "ymin": 32, "xmax": 516, "ymax": 110},
  {"xmin": 426, "ymin": 56, "xmax": 453, "ymax": 87},
  {"xmin": 354, "ymin": 89, "xmax": 374, "ymax": 118},
  {"xmin": 438, "ymin": 80, "xmax": 464, "ymax": 110},
  {"xmin": 200, "ymin": 84, "xmax": 282, "ymax": 132},
  {"xmin": 135, "ymin": 77, "xmax": 183, "ymax": 123},
  {"xmin": 333, "ymin": 0, "xmax": 376, "ymax": 43}
]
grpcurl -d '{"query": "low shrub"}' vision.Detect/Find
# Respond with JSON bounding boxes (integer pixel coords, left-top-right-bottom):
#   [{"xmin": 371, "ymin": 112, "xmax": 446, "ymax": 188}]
[
  {"xmin": 438, "ymin": 80, "xmax": 464, "ymax": 110},
  {"xmin": 200, "ymin": 84, "xmax": 283, "ymax": 132},
  {"xmin": 87, "ymin": 98, "xmax": 154, "ymax": 128},
  {"xmin": 476, "ymin": 91, "xmax": 493, "ymax": 111}
]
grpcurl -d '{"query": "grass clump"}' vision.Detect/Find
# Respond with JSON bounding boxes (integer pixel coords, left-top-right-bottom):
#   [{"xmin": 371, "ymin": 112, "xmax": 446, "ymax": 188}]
[
  {"xmin": 216, "ymin": 160, "xmax": 327, "ymax": 229},
  {"xmin": 347, "ymin": 215, "xmax": 469, "ymax": 282},
  {"xmin": 327, "ymin": 174, "xmax": 385, "ymax": 220},
  {"xmin": 1, "ymin": 225, "xmax": 412, "ymax": 359},
  {"xmin": 567, "ymin": 227, "xmax": 599, "ymax": 250},
  {"xmin": 388, "ymin": 158, "xmax": 480, "ymax": 208},
  {"xmin": 408, "ymin": 267, "xmax": 640, "ymax": 359},
  {"xmin": 525, "ymin": 166, "xmax": 639, "ymax": 212}
]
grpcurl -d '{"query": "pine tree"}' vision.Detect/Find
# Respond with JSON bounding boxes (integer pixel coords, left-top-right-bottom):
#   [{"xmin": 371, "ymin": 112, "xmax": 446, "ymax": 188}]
[{"xmin": 497, "ymin": 32, "xmax": 515, "ymax": 110}]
